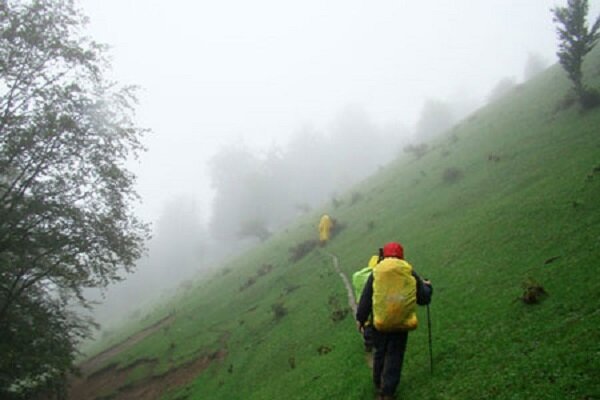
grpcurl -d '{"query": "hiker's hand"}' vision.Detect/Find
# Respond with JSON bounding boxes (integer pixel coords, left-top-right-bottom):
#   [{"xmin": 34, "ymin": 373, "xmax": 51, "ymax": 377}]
[
  {"xmin": 423, "ymin": 279, "xmax": 431, "ymax": 286},
  {"xmin": 356, "ymin": 321, "xmax": 364, "ymax": 334}
]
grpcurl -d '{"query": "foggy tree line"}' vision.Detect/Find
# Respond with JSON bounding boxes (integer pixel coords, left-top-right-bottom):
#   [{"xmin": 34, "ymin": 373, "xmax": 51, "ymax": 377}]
[
  {"xmin": 207, "ymin": 105, "xmax": 406, "ymax": 242},
  {"xmin": 206, "ymin": 51, "xmax": 548, "ymax": 244}
]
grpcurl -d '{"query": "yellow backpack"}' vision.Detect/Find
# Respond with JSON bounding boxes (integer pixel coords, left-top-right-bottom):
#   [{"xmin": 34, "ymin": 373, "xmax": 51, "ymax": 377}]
[{"xmin": 372, "ymin": 258, "xmax": 418, "ymax": 332}]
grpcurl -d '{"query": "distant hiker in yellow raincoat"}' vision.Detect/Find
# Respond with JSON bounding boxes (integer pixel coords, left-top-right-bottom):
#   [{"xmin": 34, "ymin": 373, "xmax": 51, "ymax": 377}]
[{"xmin": 318, "ymin": 214, "xmax": 333, "ymax": 245}]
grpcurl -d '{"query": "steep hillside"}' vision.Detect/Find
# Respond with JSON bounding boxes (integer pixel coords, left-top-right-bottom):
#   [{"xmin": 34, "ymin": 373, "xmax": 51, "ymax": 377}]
[{"xmin": 73, "ymin": 48, "xmax": 600, "ymax": 400}]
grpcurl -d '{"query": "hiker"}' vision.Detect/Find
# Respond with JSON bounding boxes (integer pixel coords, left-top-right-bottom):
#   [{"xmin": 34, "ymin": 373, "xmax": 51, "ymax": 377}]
[
  {"xmin": 318, "ymin": 214, "xmax": 334, "ymax": 246},
  {"xmin": 352, "ymin": 252, "xmax": 383, "ymax": 352},
  {"xmin": 356, "ymin": 242, "xmax": 433, "ymax": 400}
]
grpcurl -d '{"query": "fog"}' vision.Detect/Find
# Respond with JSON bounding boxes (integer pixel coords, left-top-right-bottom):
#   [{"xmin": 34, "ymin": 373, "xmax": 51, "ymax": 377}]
[{"xmin": 78, "ymin": 0, "xmax": 600, "ymax": 329}]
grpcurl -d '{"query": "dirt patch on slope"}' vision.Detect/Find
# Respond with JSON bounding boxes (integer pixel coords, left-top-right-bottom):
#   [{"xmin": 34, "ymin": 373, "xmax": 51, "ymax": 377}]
[
  {"xmin": 79, "ymin": 314, "xmax": 176, "ymax": 375},
  {"xmin": 70, "ymin": 332, "xmax": 229, "ymax": 400},
  {"xmin": 69, "ymin": 349, "xmax": 227, "ymax": 400}
]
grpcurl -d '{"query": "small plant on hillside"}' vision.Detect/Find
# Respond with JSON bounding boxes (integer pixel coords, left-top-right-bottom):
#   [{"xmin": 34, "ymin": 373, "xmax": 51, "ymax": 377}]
[
  {"xmin": 328, "ymin": 295, "xmax": 349, "ymax": 322},
  {"xmin": 488, "ymin": 154, "xmax": 501, "ymax": 162},
  {"xmin": 403, "ymin": 143, "xmax": 429, "ymax": 159},
  {"xmin": 288, "ymin": 239, "xmax": 318, "ymax": 262},
  {"xmin": 239, "ymin": 276, "xmax": 257, "ymax": 292},
  {"xmin": 442, "ymin": 167, "xmax": 464, "ymax": 184},
  {"xmin": 330, "ymin": 218, "xmax": 346, "ymax": 239},
  {"xmin": 330, "ymin": 308, "xmax": 349, "ymax": 322},
  {"xmin": 552, "ymin": 0, "xmax": 600, "ymax": 108},
  {"xmin": 257, "ymin": 264, "xmax": 273, "ymax": 277},
  {"xmin": 520, "ymin": 278, "xmax": 548, "ymax": 304},
  {"xmin": 271, "ymin": 302, "xmax": 288, "ymax": 321},
  {"xmin": 350, "ymin": 191, "xmax": 364, "ymax": 206},
  {"xmin": 367, "ymin": 220, "xmax": 375, "ymax": 231},
  {"xmin": 283, "ymin": 282, "xmax": 301, "ymax": 295}
]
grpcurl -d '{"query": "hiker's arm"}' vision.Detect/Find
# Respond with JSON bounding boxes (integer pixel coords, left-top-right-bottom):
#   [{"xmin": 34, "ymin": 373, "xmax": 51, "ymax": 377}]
[
  {"xmin": 356, "ymin": 273, "xmax": 374, "ymax": 326},
  {"xmin": 413, "ymin": 271, "xmax": 433, "ymax": 305}
]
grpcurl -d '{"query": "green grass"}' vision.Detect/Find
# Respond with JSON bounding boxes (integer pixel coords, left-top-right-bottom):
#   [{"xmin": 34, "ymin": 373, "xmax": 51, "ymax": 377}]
[{"xmin": 81, "ymin": 47, "xmax": 600, "ymax": 400}]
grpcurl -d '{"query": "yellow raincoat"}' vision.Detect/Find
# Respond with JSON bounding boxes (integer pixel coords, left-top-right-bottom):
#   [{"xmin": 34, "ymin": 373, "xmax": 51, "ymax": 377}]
[{"xmin": 318, "ymin": 214, "xmax": 333, "ymax": 243}]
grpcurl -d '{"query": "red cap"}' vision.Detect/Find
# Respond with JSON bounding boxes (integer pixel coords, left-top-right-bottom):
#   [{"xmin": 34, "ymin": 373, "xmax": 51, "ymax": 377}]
[{"xmin": 382, "ymin": 242, "xmax": 404, "ymax": 259}]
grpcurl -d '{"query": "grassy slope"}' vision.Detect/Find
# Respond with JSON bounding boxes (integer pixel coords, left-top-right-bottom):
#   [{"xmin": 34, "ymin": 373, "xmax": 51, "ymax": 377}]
[{"xmin": 87, "ymin": 48, "xmax": 600, "ymax": 400}]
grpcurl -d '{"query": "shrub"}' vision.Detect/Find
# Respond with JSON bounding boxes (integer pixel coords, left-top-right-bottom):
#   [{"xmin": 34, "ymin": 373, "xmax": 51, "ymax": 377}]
[
  {"xmin": 330, "ymin": 308, "xmax": 349, "ymax": 322},
  {"xmin": 257, "ymin": 264, "xmax": 273, "ymax": 277},
  {"xmin": 403, "ymin": 143, "xmax": 429, "ymax": 159},
  {"xmin": 367, "ymin": 220, "xmax": 375, "ymax": 231},
  {"xmin": 554, "ymin": 93, "xmax": 578, "ymax": 113},
  {"xmin": 272, "ymin": 302, "xmax": 288, "ymax": 321},
  {"xmin": 288, "ymin": 239, "xmax": 318, "ymax": 262},
  {"xmin": 579, "ymin": 88, "xmax": 600, "ymax": 110},
  {"xmin": 330, "ymin": 218, "xmax": 346, "ymax": 238},
  {"xmin": 239, "ymin": 276, "xmax": 257, "ymax": 292},
  {"xmin": 442, "ymin": 167, "xmax": 464, "ymax": 184},
  {"xmin": 350, "ymin": 191, "xmax": 363, "ymax": 206},
  {"xmin": 520, "ymin": 278, "xmax": 548, "ymax": 304}
]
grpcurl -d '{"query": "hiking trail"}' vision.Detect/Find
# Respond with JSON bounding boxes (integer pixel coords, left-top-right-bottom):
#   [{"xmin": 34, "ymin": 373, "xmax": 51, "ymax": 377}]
[
  {"xmin": 78, "ymin": 313, "xmax": 175, "ymax": 375},
  {"xmin": 321, "ymin": 250, "xmax": 357, "ymax": 314},
  {"xmin": 320, "ymin": 250, "xmax": 373, "ymax": 369}
]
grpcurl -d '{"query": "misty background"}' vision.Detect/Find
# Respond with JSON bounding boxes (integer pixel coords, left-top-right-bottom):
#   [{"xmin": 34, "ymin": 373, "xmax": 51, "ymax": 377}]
[{"xmin": 78, "ymin": 0, "xmax": 600, "ymax": 330}]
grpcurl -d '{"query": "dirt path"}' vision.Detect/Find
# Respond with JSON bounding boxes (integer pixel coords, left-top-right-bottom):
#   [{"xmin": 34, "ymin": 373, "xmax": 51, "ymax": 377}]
[
  {"xmin": 321, "ymin": 250, "xmax": 374, "ymax": 369},
  {"xmin": 320, "ymin": 250, "xmax": 357, "ymax": 314},
  {"xmin": 70, "ymin": 313, "xmax": 230, "ymax": 400},
  {"xmin": 78, "ymin": 313, "xmax": 176, "ymax": 375}
]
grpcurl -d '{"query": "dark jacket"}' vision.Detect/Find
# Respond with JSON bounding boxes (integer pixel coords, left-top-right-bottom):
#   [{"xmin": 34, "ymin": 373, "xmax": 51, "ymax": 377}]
[{"xmin": 356, "ymin": 265, "xmax": 432, "ymax": 327}]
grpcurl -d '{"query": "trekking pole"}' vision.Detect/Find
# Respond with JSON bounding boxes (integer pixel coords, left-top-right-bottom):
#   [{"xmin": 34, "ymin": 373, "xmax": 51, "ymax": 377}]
[{"xmin": 427, "ymin": 303, "xmax": 433, "ymax": 374}]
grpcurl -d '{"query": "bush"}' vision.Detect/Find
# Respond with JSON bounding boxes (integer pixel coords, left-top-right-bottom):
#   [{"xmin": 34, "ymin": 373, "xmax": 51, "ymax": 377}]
[
  {"xmin": 579, "ymin": 88, "xmax": 600, "ymax": 110},
  {"xmin": 367, "ymin": 221, "xmax": 375, "ymax": 231},
  {"xmin": 272, "ymin": 302, "xmax": 288, "ymax": 321},
  {"xmin": 239, "ymin": 276, "xmax": 257, "ymax": 292},
  {"xmin": 289, "ymin": 240, "xmax": 318, "ymax": 262},
  {"xmin": 403, "ymin": 143, "xmax": 429, "ymax": 159},
  {"xmin": 520, "ymin": 278, "xmax": 548, "ymax": 304},
  {"xmin": 257, "ymin": 264, "xmax": 273, "ymax": 277},
  {"xmin": 350, "ymin": 191, "xmax": 363, "ymax": 206},
  {"xmin": 442, "ymin": 167, "xmax": 464, "ymax": 184},
  {"xmin": 330, "ymin": 218, "xmax": 346, "ymax": 238}
]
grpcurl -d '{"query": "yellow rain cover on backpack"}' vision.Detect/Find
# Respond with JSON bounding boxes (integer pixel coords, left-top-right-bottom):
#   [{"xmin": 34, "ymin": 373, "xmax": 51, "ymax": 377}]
[{"xmin": 372, "ymin": 258, "xmax": 418, "ymax": 332}]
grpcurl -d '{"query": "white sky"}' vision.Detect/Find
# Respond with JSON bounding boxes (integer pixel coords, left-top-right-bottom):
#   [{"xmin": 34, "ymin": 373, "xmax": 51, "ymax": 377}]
[{"xmin": 79, "ymin": 0, "xmax": 600, "ymax": 224}]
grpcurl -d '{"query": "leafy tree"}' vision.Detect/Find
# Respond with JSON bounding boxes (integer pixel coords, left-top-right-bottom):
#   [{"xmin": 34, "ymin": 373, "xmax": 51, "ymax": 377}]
[
  {"xmin": 552, "ymin": 0, "xmax": 600, "ymax": 105},
  {"xmin": 0, "ymin": 0, "xmax": 148, "ymax": 397}
]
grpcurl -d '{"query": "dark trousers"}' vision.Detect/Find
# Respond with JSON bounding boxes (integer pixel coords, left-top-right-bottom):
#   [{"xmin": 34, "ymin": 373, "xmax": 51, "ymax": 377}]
[
  {"xmin": 363, "ymin": 325, "xmax": 374, "ymax": 351},
  {"xmin": 372, "ymin": 329, "xmax": 409, "ymax": 396}
]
